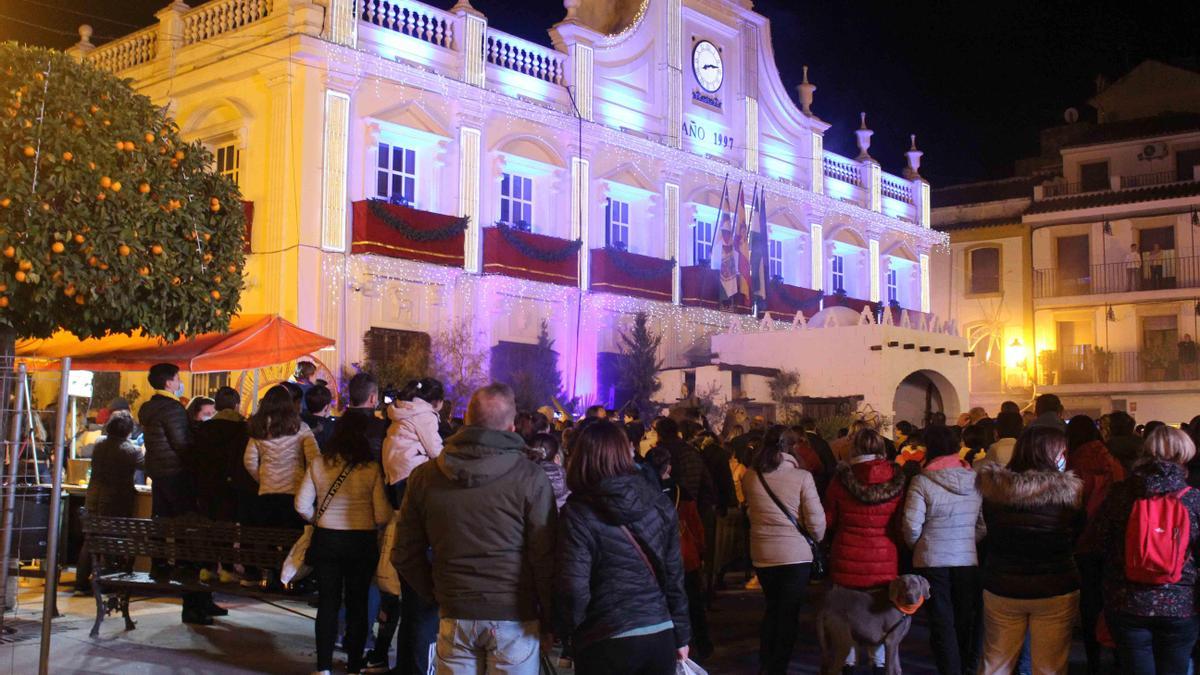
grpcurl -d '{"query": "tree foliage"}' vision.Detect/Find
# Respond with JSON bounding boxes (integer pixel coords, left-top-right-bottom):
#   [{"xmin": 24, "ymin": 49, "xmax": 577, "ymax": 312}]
[
  {"xmin": 618, "ymin": 311, "xmax": 663, "ymax": 421},
  {"xmin": 430, "ymin": 320, "xmax": 490, "ymax": 417},
  {"xmin": 0, "ymin": 43, "xmax": 245, "ymax": 342},
  {"xmin": 506, "ymin": 320, "xmax": 576, "ymax": 413}
]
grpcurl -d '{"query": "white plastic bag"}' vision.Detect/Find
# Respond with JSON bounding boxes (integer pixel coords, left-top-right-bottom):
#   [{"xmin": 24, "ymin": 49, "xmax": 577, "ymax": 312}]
[
  {"xmin": 281, "ymin": 525, "xmax": 313, "ymax": 584},
  {"xmin": 677, "ymin": 658, "xmax": 707, "ymax": 675},
  {"xmin": 375, "ymin": 510, "xmax": 401, "ymax": 595}
]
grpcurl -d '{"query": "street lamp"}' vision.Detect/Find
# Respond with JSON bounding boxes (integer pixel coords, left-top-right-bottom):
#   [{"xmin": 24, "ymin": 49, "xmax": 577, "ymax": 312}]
[{"xmin": 1006, "ymin": 337, "xmax": 1027, "ymax": 369}]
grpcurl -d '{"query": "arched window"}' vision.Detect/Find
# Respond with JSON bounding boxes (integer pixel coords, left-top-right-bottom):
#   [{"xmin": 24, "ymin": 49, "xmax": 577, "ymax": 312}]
[{"xmin": 967, "ymin": 246, "xmax": 1001, "ymax": 295}]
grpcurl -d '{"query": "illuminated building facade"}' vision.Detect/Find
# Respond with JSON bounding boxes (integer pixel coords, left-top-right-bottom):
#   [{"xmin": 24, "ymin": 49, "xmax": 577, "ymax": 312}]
[{"xmin": 72, "ymin": 0, "xmax": 958, "ymax": 422}]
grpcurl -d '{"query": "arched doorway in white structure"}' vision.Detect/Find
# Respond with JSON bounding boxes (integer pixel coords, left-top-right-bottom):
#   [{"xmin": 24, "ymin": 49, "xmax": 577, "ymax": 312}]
[{"xmin": 893, "ymin": 369, "xmax": 962, "ymax": 427}]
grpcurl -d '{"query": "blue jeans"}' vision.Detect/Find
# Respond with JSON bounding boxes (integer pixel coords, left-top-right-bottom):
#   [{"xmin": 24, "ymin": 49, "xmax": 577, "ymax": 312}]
[
  {"xmin": 434, "ymin": 619, "xmax": 541, "ymax": 675},
  {"xmin": 1107, "ymin": 612, "xmax": 1199, "ymax": 675}
]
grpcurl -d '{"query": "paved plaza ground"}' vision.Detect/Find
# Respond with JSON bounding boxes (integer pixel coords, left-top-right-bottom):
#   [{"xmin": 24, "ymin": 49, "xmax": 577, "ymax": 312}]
[{"xmin": 0, "ymin": 575, "xmax": 1096, "ymax": 674}]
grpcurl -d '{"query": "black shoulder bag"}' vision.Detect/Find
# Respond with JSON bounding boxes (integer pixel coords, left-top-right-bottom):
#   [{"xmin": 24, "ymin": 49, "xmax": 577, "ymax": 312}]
[{"xmin": 754, "ymin": 470, "xmax": 827, "ymax": 580}]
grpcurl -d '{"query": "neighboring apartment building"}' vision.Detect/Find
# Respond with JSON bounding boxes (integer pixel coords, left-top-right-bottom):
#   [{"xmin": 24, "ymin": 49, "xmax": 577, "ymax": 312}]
[
  {"xmin": 67, "ymin": 0, "xmax": 955, "ymax": 418},
  {"xmin": 933, "ymin": 60, "xmax": 1200, "ymax": 423}
]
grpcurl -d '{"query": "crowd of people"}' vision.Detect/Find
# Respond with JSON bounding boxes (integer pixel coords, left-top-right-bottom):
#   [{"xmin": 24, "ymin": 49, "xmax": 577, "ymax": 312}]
[{"xmin": 77, "ymin": 361, "xmax": 1200, "ymax": 675}]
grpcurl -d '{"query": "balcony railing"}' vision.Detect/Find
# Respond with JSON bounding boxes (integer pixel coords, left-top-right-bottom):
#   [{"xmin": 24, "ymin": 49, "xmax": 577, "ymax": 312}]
[
  {"xmin": 822, "ymin": 153, "xmax": 863, "ymax": 187},
  {"xmin": 183, "ymin": 0, "xmax": 273, "ymax": 46},
  {"xmin": 482, "ymin": 226, "xmax": 579, "ymax": 287},
  {"xmin": 360, "ymin": 0, "xmax": 455, "ymax": 49},
  {"xmin": 485, "ymin": 29, "xmax": 566, "ymax": 85},
  {"xmin": 1034, "ymin": 254, "xmax": 1200, "ymax": 298},
  {"xmin": 881, "ymin": 175, "xmax": 913, "ymax": 204},
  {"xmin": 1119, "ymin": 170, "xmax": 1185, "ymax": 190},
  {"xmin": 1039, "ymin": 347, "xmax": 1200, "ymax": 386},
  {"xmin": 88, "ymin": 26, "xmax": 157, "ymax": 72}
]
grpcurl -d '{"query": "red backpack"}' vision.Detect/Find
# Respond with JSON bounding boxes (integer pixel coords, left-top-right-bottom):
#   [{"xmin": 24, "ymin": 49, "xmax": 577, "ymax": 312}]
[{"xmin": 1125, "ymin": 488, "xmax": 1193, "ymax": 585}]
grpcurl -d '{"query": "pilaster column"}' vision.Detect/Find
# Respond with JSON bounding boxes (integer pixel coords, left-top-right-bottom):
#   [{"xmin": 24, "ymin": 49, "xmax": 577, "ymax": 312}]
[
  {"xmin": 920, "ymin": 252, "xmax": 931, "ymax": 313},
  {"xmin": 810, "ymin": 223, "xmax": 824, "ymax": 291},
  {"xmin": 572, "ymin": 157, "xmax": 591, "ymax": 288},
  {"xmin": 869, "ymin": 238, "xmax": 880, "ymax": 303},
  {"xmin": 664, "ymin": 179, "xmax": 681, "ymax": 304},
  {"xmin": 458, "ymin": 125, "xmax": 482, "ymax": 273},
  {"xmin": 261, "ymin": 67, "xmax": 294, "ymax": 316},
  {"xmin": 454, "ymin": 2, "xmax": 487, "ymax": 87},
  {"xmin": 321, "ymin": 89, "xmax": 351, "ymax": 251}
]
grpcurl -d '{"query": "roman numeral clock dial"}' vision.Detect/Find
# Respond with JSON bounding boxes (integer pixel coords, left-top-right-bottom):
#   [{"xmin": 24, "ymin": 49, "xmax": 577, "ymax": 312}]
[{"xmin": 692, "ymin": 40, "xmax": 723, "ymax": 93}]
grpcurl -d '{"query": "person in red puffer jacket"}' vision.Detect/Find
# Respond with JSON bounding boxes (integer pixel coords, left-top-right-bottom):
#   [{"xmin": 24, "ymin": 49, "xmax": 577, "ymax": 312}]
[
  {"xmin": 1065, "ymin": 414, "xmax": 1125, "ymax": 675},
  {"xmin": 824, "ymin": 428, "xmax": 908, "ymax": 590}
]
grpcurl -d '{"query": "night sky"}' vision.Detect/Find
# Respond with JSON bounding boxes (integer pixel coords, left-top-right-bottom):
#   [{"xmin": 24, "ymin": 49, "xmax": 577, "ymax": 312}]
[{"xmin": 4, "ymin": 0, "xmax": 1198, "ymax": 187}]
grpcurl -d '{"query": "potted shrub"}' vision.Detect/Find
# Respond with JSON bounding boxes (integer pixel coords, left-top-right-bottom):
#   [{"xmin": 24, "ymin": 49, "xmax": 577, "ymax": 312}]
[{"xmin": 1038, "ymin": 349, "xmax": 1058, "ymax": 386}]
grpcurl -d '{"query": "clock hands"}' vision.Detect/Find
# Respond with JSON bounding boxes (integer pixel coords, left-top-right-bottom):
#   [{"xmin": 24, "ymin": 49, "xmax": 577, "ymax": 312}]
[{"xmin": 702, "ymin": 64, "xmax": 719, "ymax": 70}]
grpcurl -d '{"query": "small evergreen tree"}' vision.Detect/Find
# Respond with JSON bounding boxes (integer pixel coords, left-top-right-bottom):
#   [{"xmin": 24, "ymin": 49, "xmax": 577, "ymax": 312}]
[
  {"xmin": 618, "ymin": 311, "xmax": 663, "ymax": 421},
  {"xmin": 505, "ymin": 320, "xmax": 576, "ymax": 413}
]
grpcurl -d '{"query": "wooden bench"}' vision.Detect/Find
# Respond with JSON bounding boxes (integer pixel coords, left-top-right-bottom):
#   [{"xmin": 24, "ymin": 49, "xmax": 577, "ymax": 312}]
[{"xmin": 81, "ymin": 515, "xmax": 307, "ymax": 637}]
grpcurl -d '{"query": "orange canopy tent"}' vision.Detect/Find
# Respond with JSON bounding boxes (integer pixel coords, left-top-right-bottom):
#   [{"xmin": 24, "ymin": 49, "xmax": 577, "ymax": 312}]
[{"xmin": 15, "ymin": 314, "xmax": 334, "ymax": 372}]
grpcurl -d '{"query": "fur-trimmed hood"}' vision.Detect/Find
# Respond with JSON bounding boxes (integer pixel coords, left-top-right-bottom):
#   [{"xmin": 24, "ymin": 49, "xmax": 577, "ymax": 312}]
[
  {"xmin": 835, "ymin": 459, "xmax": 906, "ymax": 505},
  {"xmin": 976, "ymin": 462, "xmax": 1082, "ymax": 509}
]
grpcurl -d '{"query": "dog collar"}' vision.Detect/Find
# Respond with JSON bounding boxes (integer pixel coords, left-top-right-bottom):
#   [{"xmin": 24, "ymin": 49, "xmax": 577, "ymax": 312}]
[{"xmin": 894, "ymin": 597, "xmax": 924, "ymax": 615}]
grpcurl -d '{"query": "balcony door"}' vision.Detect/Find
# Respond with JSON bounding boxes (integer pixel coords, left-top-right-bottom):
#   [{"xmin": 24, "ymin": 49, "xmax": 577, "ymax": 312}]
[
  {"xmin": 1056, "ymin": 235, "xmax": 1090, "ymax": 296},
  {"xmin": 1055, "ymin": 319, "xmax": 1094, "ymax": 384},
  {"xmin": 1142, "ymin": 315, "xmax": 1179, "ymax": 380},
  {"xmin": 1139, "ymin": 226, "xmax": 1177, "ymax": 289},
  {"xmin": 1177, "ymin": 148, "xmax": 1200, "ymax": 182}
]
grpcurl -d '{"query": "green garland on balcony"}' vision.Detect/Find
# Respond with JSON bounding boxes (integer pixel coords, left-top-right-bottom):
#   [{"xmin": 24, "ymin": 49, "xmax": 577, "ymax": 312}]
[
  {"xmin": 603, "ymin": 246, "xmax": 676, "ymax": 281},
  {"xmin": 768, "ymin": 279, "xmax": 822, "ymax": 311},
  {"xmin": 495, "ymin": 224, "xmax": 582, "ymax": 262},
  {"xmin": 368, "ymin": 199, "xmax": 468, "ymax": 242}
]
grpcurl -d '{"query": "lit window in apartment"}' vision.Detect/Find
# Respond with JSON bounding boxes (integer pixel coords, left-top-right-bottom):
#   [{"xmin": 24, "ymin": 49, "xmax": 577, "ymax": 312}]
[
  {"xmin": 500, "ymin": 173, "xmax": 533, "ymax": 228},
  {"xmin": 831, "ymin": 254, "xmax": 845, "ymax": 292},
  {"xmin": 692, "ymin": 220, "xmax": 714, "ymax": 264},
  {"xmin": 768, "ymin": 238, "xmax": 784, "ymax": 280},
  {"xmin": 887, "ymin": 267, "xmax": 899, "ymax": 304},
  {"xmin": 215, "ymin": 143, "xmax": 240, "ymax": 186},
  {"xmin": 607, "ymin": 199, "xmax": 630, "ymax": 249},
  {"xmin": 377, "ymin": 143, "xmax": 416, "ymax": 205}
]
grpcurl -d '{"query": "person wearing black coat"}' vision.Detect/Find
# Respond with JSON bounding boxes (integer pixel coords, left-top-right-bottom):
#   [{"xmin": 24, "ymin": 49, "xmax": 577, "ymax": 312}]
[
  {"xmin": 138, "ymin": 363, "xmax": 212, "ymax": 625},
  {"xmin": 192, "ymin": 387, "xmax": 251, "ymax": 524},
  {"xmin": 555, "ymin": 421, "xmax": 691, "ymax": 675},
  {"xmin": 651, "ymin": 417, "xmax": 715, "ymax": 516},
  {"xmin": 75, "ymin": 411, "xmax": 144, "ymax": 595}
]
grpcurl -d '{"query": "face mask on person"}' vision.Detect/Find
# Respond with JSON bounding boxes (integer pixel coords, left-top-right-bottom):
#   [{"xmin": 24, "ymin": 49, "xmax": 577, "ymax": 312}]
[
  {"xmin": 1056, "ymin": 454, "xmax": 1067, "ymax": 472},
  {"xmin": 175, "ymin": 381, "xmax": 185, "ymax": 397}
]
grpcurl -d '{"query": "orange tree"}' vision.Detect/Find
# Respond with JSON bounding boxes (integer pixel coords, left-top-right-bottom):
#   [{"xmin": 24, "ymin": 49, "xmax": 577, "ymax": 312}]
[{"xmin": 0, "ymin": 43, "xmax": 244, "ymax": 356}]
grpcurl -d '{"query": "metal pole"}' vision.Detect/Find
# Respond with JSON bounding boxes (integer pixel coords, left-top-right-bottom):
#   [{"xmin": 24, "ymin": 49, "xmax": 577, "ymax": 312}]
[
  {"xmin": 38, "ymin": 357, "xmax": 70, "ymax": 675},
  {"xmin": 0, "ymin": 363, "xmax": 26, "ymax": 629}
]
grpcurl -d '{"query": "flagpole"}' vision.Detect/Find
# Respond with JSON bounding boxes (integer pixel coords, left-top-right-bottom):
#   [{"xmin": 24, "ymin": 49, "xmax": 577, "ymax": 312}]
[{"xmin": 709, "ymin": 174, "xmax": 729, "ymax": 264}]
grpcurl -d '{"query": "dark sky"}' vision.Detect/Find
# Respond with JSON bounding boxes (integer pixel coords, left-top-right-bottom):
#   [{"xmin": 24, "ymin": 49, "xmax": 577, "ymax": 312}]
[{"xmin": 5, "ymin": 0, "xmax": 1199, "ymax": 187}]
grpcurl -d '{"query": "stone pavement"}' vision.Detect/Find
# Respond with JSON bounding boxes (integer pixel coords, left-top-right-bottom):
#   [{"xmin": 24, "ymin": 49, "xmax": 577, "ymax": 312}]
[{"xmin": 0, "ymin": 575, "xmax": 1095, "ymax": 674}]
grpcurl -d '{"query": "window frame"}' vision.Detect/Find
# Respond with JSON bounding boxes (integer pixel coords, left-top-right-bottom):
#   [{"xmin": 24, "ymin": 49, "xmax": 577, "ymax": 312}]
[
  {"xmin": 500, "ymin": 172, "xmax": 534, "ymax": 228},
  {"xmin": 830, "ymin": 254, "xmax": 846, "ymax": 292},
  {"xmin": 966, "ymin": 245, "xmax": 1002, "ymax": 297},
  {"xmin": 214, "ymin": 143, "xmax": 240, "ymax": 187},
  {"xmin": 1079, "ymin": 160, "xmax": 1110, "ymax": 192},
  {"xmin": 607, "ymin": 198, "xmax": 631, "ymax": 249},
  {"xmin": 886, "ymin": 267, "xmax": 899, "ymax": 304},
  {"xmin": 692, "ymin": 219, "xmax": 715, "ymax": 265},
  {"xmin": 376, "ymin": 142, "xmax": 417, "ymax": 206},
  {"xmin": 768, "ymin": 237, "xmax": 784, "ymax": 281}
]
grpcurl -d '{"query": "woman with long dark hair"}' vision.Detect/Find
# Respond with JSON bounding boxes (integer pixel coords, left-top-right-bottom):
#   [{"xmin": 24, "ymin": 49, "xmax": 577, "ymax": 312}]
[
  {"xmin": 743, "ymin": 426, "xmax": 825, "ymax": 674},
  {"xmin": 243, "ymin": 385, "xmax": 320, "ymax": 531},
  {"xmin": 977, "ymin": 426, "xmax": 1083, "ymax": 673},
  {"xmin": 554, "ymin": 420, "xmax": 691, "ymax": 674},
  {"xmin": 295, "ymin": 403, "xmax": 391, "ymax": 675}
]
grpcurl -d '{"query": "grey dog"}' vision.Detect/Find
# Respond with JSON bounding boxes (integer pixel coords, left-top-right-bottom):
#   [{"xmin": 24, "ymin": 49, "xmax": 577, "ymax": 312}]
[{"xmin": 816, "ymin": 574, "xmax": 932, "ymax": 675}]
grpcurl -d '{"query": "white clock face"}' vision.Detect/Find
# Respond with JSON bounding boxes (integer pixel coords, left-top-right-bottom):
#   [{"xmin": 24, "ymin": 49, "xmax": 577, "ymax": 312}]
[{"xmin": 692, "ymin": 40, "xmax": 723, "ymax": 93}]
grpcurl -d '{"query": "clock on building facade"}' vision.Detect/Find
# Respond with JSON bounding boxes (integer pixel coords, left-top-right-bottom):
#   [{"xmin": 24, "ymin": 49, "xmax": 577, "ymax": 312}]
[{"xmin": 692, "ymin": 40, "xmax": 723, "ymax": 93}]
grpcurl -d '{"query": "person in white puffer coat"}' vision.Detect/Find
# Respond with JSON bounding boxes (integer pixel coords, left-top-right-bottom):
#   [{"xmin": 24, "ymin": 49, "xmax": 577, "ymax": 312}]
[
  {"xmin": 382, "ymin": 378, "xmax": 445, "ymax": 490},
  {"xmin": 366, "ymin": 377, "xmax": 445, "ymax": 675}
]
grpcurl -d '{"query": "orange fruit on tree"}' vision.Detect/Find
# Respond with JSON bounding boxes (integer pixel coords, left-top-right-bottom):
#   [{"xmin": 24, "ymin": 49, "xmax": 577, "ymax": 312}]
[
  {"xmin": 227, "ymin": 264, "xmax": 237, "ymax": 274},
  {"xmin": 0, "ymin": 297, "xmax": 8, "ymax": 308},
  {"xmin": 210, "ymin": 289, "xmax": 221, "ymax": 300},
  {"xmin": 0, "ymin": 198, "xmax": 10, "ymax": 208},
  {"xmin": 117, "ymin": 244, "xmax": 131, "ymax": 257},
  {"xmin": 138, "ymin": 266, "xmax": 150, "ymax": 276},
  {"xmin": 87, "ymin": 161, "xmax": 95, "ymax": 170},
  {"xmin": 96, "ymin": 193, "xmax": 106, "ymax": 201},
  {"xmin": 39, "ymin": 202, "xmax": 50, "ymax": 212},
  {"xmin": 174, "ymin": 150, "xmax": 185, "ymax": 160},
  {"xmin": 61, "ymin": 152, "xmax": 72, "ymax": 162},
  {"xmin": 144, "ymin": 133, "xmax": 156, "ymax": 144},
  {"xmin": 102, "ymin": 119, "xmax": 110, "ymax": 127},
  {"xmin": 99, "ymin": 176, "xmax": 112, "ymax": 189},
  {"xmin": 0, "ymin": 283, "xmax": 5, "ymax": 292},
  {"xmin": 150, "ymin": 244, "xmax": 163, "ymax": 255},
  {"xmin": 2, "ymin": 246, "xmax": 13, "ymax": 258},
  {"xmin": 169, "ymin": 159, "xmax": 179, "ymax": 168},
  {"xmin": 88, "ymin": 105, "xmax": 98, "ymax": 114},
  {"xmin": 171, "ymin": 276, "xmax": 181, "ymax": 286},
  {"xmin": 114, "ymin": 141, "xmax": 124, "ymax": 151},
  {"xmin": 74, "ymin": 294, "xmax": 85, "ymax": 305},
  {"xmin": 51, "ymin": 242, "xmax": 64, "ymax": 254},
  {"xmin": 202, "ymin": 253, "xmax": 213, "ymax": 263},
  {"xmin": 138, "ymin": 183, "xmax": 150, "ymax": 194},
  {"xmin": 213, "ymin": 274, "xmax": 222, "ymax": 284},
  {"xmin": 73, "ymin": 234, "xmax": 85, "ymax": 244},
  {"xmin": 18, "ymin": 260, "xmax": 31, "ymax": 271},
  {"xmin": 64, "ymin": 285, "xmax": 75, "ymax": 297},
  {"xmin": 110, "ymin": 181, "xmax": 121, "ymax": 192},
  {"xmin": 203, "ymin": 233, "xmax": 211, "ymax": 242},
  {"xmin": 14, "ymin": 271, "xmax": 26, "ymax": 283},
  {"xmin": 98, "ymin": 262, "xmax": 109, "ymax": 270},
  {"xmin": 87, "ymin": 256, "xmax": 97, "ymax": 267},
  {"xmin": 22, "ymin": 146, "xmax": 35, "ymax": 158}
]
